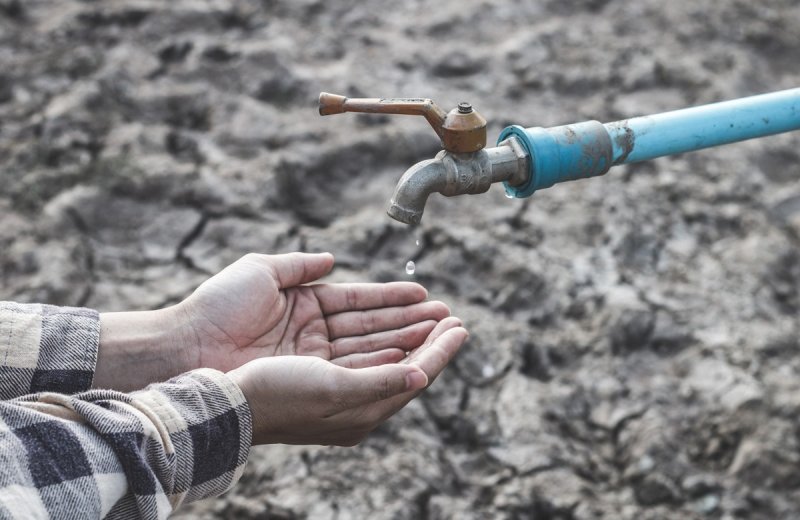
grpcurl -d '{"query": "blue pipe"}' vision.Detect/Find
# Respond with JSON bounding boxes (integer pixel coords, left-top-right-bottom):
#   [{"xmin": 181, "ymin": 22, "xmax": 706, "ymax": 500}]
[{"xmin": 499, "ymin": 88, "xmax": 800, "ymax": 198}]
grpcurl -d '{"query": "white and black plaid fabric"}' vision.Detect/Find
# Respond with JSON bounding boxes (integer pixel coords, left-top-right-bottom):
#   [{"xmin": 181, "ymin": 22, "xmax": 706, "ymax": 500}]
[
  {"xmin": 0, "ymin": 302, "xmax": 252, "ymax": 518},
  {"xmin": 0, "ymin": 302, "xmax": 99, "ymax": 400}
]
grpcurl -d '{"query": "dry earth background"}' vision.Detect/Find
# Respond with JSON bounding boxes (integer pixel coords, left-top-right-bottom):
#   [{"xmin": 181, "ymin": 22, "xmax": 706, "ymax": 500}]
[{"xmin": 2, "ymin": 1, "xmax": 800, "ymax": 518}]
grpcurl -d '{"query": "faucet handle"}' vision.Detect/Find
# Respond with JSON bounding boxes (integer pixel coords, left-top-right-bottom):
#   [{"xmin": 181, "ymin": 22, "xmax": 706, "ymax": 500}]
[
  {"xmin": 318, "ymin": 93, "xmax": 442, "ymax": 117},
  {"xmin": 318, "ymin": 92, "xmax": 487, "ymax": 154}
]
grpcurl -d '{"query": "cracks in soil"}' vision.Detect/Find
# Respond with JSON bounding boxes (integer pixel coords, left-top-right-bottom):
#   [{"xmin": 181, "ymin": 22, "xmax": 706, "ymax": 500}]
[
  {"xmin": 172, "ymin": 204, "xmax": 276, "ymax": 275},
  {"xmin": 64, "ymin": 207, "xmax": 96, "ymax": 307},
  {"xmin": 174, "ymin": 212, "xmax": 212, "ymax": 275},
  {"xmin": 413, "ymin": 488, "xmax": 432, "ymax": 520}
]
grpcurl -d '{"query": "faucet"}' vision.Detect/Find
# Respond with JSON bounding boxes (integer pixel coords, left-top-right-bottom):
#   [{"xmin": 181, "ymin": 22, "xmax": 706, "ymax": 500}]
[
  {"xmin": 319, "ymin": 89, "xmax": 800, "ymax": 225},
  {"xmin": 318, "ymin": 93, "xmax": 530, "ymax": 225}
]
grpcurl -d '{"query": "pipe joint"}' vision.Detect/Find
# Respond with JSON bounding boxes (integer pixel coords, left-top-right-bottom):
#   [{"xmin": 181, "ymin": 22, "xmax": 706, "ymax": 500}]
[
  {"xmin": 387, "ymin": 138, "xmax": 530, "ymax": 225},
  {"xmin": 439, "ymin": 150, "xmax": 493, "ymax": 197}
]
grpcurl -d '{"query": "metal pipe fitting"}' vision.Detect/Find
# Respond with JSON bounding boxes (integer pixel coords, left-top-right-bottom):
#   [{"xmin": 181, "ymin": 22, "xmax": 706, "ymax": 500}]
[{"xmin": 387, "ymin": 137, "xmax": 530, "ymax": 225}]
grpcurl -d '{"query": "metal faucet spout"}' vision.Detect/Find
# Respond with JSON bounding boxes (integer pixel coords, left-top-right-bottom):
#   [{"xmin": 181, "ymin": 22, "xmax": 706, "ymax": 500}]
[
  {"xmin": 387, "ymin": 138, "xmax": 530, "ymax": 225},
  {"xmin": 387, "ymin": 157, "xmax": 448, "ymax": 225}
]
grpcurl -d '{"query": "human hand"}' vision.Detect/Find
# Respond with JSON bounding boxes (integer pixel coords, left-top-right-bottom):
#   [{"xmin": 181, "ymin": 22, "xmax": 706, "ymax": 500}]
[
  {"xmin": 96, "ymin": 253, "xmax": 450, "ymax": 392},
  {"xmin": 227, "ymin": 317, "xmax": 468, "ymax": 446},
  {"xmin": 177, "ymin": 253, "xmax": 451, "ymax": 373}
]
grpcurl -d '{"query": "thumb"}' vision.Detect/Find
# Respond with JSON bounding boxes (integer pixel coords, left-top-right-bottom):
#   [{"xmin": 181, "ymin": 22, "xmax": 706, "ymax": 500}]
[
  {"xmin": 337, "ymin": 364, "xmax": 428, "ymax": 408},
  {"xmin": 267, "ymin": 252, "xmax": 335, "ymax": 288}
]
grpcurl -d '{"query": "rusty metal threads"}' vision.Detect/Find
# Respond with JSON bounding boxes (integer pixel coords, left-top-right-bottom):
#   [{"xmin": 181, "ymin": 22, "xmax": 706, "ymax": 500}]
[{"xmin": 457, "ymin": 102, "xmax": 473, "ymax": 114}]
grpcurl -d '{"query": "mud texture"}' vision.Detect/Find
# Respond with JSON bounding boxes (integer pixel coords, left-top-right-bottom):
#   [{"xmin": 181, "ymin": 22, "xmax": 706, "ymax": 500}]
[{"xmin": 2, "ymin": 1, "xmax": 800, "ymax": 519}]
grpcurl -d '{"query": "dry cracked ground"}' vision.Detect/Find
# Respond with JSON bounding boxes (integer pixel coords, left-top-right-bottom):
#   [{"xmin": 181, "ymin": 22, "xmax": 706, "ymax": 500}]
[{"xmin": 2, "ymin": 1, "xmax": 800, "ymax": 519}]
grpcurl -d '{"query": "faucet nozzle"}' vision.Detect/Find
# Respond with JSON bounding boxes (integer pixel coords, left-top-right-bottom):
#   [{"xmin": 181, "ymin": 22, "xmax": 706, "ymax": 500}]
[{"xmin": 386, "ymin": 139, "xmax": 529, "ymax": 225}]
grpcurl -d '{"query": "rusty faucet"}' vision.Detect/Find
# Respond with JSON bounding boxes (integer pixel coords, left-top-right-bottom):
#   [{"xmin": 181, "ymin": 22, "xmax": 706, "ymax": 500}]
[{"xmin": 318, "ymin": 93, "xmax": 529, "ymax": 225}]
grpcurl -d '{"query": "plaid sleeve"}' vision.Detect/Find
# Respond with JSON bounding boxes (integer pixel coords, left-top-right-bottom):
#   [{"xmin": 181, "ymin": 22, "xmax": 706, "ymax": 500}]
[
  {"xmin": 0, "ymin": 368, "xmax": 252, "ymax": 519},
  {"xmin": 0, "ymin": 301, "xmax": 99, "ymax": 399}
]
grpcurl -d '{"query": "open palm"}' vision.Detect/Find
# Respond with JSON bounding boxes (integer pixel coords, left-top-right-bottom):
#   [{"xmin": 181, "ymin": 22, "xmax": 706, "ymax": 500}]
[{"xmin": 179, "ymin": 253, "xmax": 451, "ymax": 373}]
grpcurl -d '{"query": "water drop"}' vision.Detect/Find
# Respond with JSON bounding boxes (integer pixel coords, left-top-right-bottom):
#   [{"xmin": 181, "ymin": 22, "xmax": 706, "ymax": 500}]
[
  {"xmin": 504, "ymin": 191, "xmax": 514, "ymax": 199},
  {"xmin": 415, "ymin": 239, "xmax": 420, "ymax": 246},
  {"xmin": 405, "ymin": 260, "xmax": 416, "ymax": 275}
]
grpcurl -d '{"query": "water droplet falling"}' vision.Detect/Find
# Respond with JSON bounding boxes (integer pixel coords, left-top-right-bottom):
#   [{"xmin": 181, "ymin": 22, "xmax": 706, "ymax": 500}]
[
  {"xmin": 405, "ymin": 260, "xmax": 416, "ymax": 275},
  {"xmin": 504, "ymin": 191, "xmax": 514, "ymax": 199},
  {"xmin": 415, "ymin": 239, "xmax": 420, "ymax": 246}
]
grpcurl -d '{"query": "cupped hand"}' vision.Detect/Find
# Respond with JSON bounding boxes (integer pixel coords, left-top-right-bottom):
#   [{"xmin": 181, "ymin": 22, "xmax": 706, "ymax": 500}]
[
  {"xmin": 227, "ymin": 317, "xmax": 468, "ymax": 446},
  {"xmin": 177, "ymin": 253, "xmax": 451, "ymax": 373}
]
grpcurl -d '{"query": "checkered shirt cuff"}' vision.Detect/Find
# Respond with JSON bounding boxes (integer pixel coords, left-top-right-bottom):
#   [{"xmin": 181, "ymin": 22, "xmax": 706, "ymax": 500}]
[
  {"xmin": 128, "ymin": 368, "xmax": 254, "ymax": 507},
  {"xmin": 0, "ymin": 301, "xmax": 100, "ymax": 399},
  {"xmin": 0, "ymin": 368, "xmax": 252, "ymax": 518}
]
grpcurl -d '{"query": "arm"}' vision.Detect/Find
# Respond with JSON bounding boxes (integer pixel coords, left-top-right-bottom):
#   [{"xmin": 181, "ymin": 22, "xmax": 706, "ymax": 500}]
[
  {"xmin": 0, "ymin": 369, "xmax": 251, "ymax": 519},
  {"xmin": 2, "ymin": 253, "xmax": 451, "ymax": 395},
  {"xmin": 0, "ymin": 318, "xmax": 467, "ymax": 518},
  {"xmin": 93, "ymin": 307, "xmax": 194, "ymax": 392}
]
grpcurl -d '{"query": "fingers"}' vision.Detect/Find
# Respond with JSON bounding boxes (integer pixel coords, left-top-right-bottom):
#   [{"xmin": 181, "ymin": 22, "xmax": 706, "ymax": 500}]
[
  {"xmin": 354, "ymin": 321, "xmax": 468, "ymax": 424},
  {"xmin": 330, "ymin": 320, "xmax": 438, "ymax": 358},
  {"xmin": 262, "ymin": 252, "xmax": 335, "ymax": 288},
  {"xmin": 312, "ymin": 282, "xmax": 429, "ymax": 315},
  {"xmin": 407, "ymin": 326, "xmax": 468, "ymax": 381},
  {"xmin": 331, "ymin": 348, "xmax": 406, "ymax": 369},
  {"xmin": 402, "ymin": 316, "xmax": 464, "ymax": 364},
  {"xmin": 329, "ymin": 363, "xmax": 428, "ymax": 410},
  {"xmin": 326, "ymin": 301, "xmax": 450, "ymax": 340},
  {"xmin": 330, "ymin": 320, "xmax": 466, "ymax": 412}
]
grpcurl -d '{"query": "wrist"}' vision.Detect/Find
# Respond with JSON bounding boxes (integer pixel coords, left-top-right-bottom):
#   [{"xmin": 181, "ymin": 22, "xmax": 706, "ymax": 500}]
[
  {"xmin": 226, "ymin": 364, "xmax": 274, "ymax": 446},
  {"xmin": 95, "ymin": 305, "xmax": 195, "ymax": 391},
  {"xmin": 226, "ymin": 367, "xmax": 259, "ymax": 442}
]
